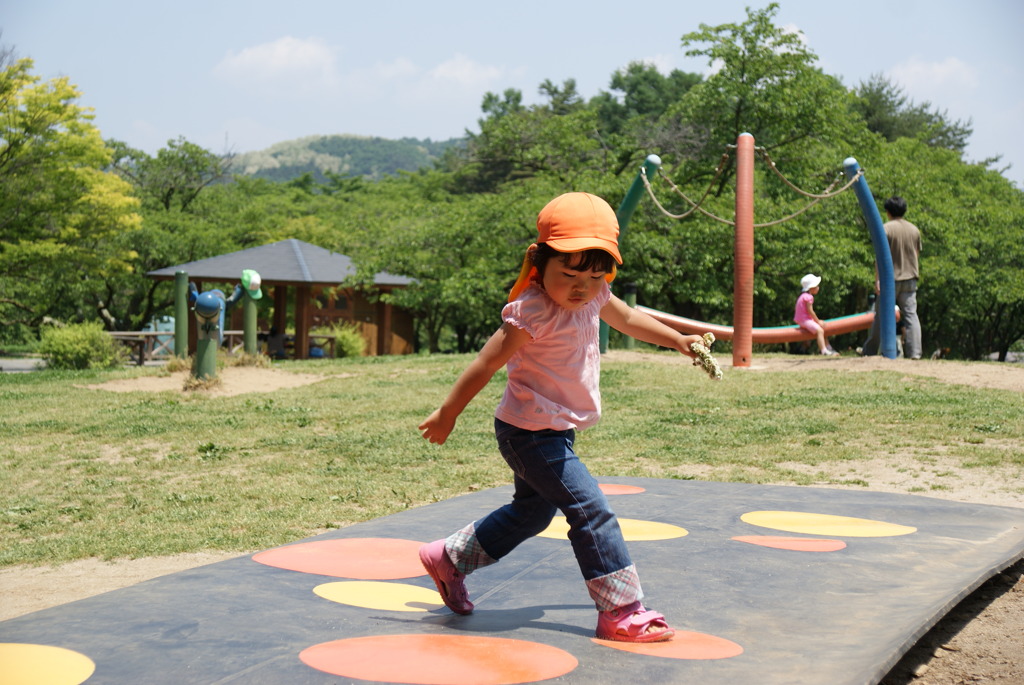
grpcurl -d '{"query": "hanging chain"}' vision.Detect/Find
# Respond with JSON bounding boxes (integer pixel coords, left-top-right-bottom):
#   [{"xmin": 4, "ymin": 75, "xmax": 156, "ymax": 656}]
[
  {"xmin": 754, "ymin": 163, "xmax": 862, "ymax": 228},
  {"xmin": 641, "ymin": 153, "xmax": 736, "ymax": 225},
  {"xmin": 641, "ymin": 145, "xmax": 865, "ymax": 228},
  {"xmin": 757, "ymin": 148, "xmax": 863, "ymax": 200}
]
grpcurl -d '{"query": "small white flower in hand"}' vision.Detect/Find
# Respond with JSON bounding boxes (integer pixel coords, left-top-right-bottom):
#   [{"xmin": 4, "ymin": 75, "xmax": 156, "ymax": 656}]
[{"xmin": 690, "ymin": 332, "xmax": 723, "ymax": 381}]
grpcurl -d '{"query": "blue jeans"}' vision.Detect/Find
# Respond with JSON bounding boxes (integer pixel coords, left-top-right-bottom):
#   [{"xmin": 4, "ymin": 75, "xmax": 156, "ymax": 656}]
[{"xmin": 473, "ymin": 418, "xmax": 633, "ymax": 582}]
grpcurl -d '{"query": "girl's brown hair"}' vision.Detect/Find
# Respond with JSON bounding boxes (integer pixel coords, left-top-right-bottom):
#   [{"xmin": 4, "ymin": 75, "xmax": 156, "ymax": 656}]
[{"xmin": 532, "ymin": 243, "xmax": 616, "ymax": 277}]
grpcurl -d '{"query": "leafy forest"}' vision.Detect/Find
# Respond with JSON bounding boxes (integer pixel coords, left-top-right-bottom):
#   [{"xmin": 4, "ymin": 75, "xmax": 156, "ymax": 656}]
[{"xmin": 2, "ymin": 5, "xmax": 1022, "ymax": 360}]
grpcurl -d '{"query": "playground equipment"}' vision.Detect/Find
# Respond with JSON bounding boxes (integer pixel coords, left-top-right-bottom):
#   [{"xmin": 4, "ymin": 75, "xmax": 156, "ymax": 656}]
[
  {"xmin": 182, "ymin": 269, "xmax": 263, "ymax": 380},
  {"xmin": 635, "ymin": 306, "xmax": 892, "ymax": 343},
  {"xmin": 612, "ymin": 136, "xmax": 898, "ymax": 365},
  {"xmin": 599, "ymin": 155, "xmax": 663, "ymax": 352}
]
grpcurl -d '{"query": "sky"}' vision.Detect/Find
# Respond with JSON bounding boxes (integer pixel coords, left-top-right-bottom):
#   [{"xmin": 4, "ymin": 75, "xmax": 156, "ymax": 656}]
[{"xmin": 5, "ymin": 0, "xmax": 1024, "ymax": 186}]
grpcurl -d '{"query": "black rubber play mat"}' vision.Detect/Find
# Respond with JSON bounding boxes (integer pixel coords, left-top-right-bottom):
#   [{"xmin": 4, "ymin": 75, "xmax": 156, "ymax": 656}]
[{"xmin": 3, "ymin": 478, "xmax": 1023, "ymax": 684}]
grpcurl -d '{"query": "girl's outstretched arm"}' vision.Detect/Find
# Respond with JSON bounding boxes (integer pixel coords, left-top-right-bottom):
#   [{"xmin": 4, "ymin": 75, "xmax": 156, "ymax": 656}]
[
  {"xmin": 601, "ymin": 294, "xmax": 702, "ymax": 359},
  {"xmin": 419, "ymin": 322, "xmax": 532, "ymax": 445}
]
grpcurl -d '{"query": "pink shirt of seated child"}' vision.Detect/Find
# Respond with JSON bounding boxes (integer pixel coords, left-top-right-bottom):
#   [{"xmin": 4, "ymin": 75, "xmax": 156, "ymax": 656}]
[
  {"xmin": 495, "ymin": 281, "xmax": 610, "ymax": 432},
  {"xmin": 794, "ymin": 291, "xmax": 820, "ymax": 332}
]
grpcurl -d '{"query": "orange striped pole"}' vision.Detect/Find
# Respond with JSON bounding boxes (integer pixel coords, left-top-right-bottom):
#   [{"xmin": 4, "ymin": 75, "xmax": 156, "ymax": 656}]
[{"xmin": 733, "ymin": 133, "xmax": 755, "ymax": 367}]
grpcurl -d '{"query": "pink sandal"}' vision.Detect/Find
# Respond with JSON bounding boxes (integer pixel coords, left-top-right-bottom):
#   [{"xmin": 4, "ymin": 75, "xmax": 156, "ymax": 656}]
[
  {"xmin": 419, "ymin": 539, "xmax": 474, "ymax": 615},
  {"xmin": 595, "ymin": 600, "xmax": 675, "ymax": 643}
]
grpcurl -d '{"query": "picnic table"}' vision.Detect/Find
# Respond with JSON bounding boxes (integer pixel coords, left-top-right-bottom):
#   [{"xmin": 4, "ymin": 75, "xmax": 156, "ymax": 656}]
[
  {"xmin": 109, "ymin": 333, "xmax": 148, "ymax": 365},
  {"xmin": 108, "ymin": 330, "xmax": 336, "ymax": 362}
]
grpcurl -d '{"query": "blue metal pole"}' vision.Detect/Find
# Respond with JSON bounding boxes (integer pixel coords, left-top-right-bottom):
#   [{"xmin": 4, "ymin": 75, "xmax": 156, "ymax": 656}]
[
  {"xmin": 600, "ymin": 154, "xmax": 663, "ymax": 352},
  {"xmin": 844, "ymin": 158, "xmax": 897, "ymax": 359}
]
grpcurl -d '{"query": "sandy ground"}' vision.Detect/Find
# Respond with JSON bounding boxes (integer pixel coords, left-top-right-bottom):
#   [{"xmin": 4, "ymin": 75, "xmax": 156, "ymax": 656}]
[{"xmin": 3, "ymin": 355, "xmax": 1023, "ymax": 684}]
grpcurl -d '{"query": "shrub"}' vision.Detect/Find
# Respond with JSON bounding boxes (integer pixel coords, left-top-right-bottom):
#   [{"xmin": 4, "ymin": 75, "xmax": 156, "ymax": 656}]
[
  {"xmin": 39, "ymin": 322, "xmax": 127, "ymax": 370},
  {"xmin": 335, "ymin": 323, "xmax": 367, "ymax": 358},
  {"xmin": 312, "ymin": 321, "xmax": 366, "ymax": 358}
]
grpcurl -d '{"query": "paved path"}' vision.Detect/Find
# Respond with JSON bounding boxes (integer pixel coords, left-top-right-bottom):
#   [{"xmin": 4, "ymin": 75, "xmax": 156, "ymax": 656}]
[{"xmin": 0, "ymin": 358, "xmax": 45, "ymax": 373}]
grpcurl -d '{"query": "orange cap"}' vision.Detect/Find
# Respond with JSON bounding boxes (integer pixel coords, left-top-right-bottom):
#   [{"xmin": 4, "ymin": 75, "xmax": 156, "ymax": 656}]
[
  {"xmin": 508, "ymin": 192, "xmax": 621, "ymax": 302},
  {"xmin": 537, "ymin": 192, "xmax": 622, "ymax": 263}
]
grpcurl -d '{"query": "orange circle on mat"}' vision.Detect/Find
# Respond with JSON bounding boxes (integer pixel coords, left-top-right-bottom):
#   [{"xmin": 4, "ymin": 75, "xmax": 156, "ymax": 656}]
[
  {"xmin": 732, "ymin": 535, "xmax": 847, "ymax": 552},
  {"xmin": 593, "ymin": 630, "xmax": 743, "ymax": 659},
  {"xmin": 300, "ymin": 634, "xmax": 578, "ymax": 684},
  {"xmin": 599, "ymin": 483, "xmax": 646, "ymax": 495},
  {"xmin": 252, "ymin": 538, "xmax": 425, "ymax": 579}
]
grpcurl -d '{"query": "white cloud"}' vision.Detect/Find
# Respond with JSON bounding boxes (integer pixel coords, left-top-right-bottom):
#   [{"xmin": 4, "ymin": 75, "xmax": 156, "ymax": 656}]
[
  {"xmin": 635, "ymin": 54, "xmax": 678, "ymax": 75},
  {"xmin": 344, "ymin": 53, "xmax": 503, "ymax": 101},
  {"xmin": 888, "ymin": 56, "xmax": 978, "ymax": 95},
  {"xmin": 214, "ymin": 36, "xmax": 339, "ymax": 93},
  {"xmin": 372, "ymin": 57, "xmax": 420, "ymax": 81},
  {"xmin": 427, "ymin": 53, "xmax": 502, "ymax": 88},
  {"xmin": 126, "ymin": 118, "xmax": 163, "ymax": 151}
]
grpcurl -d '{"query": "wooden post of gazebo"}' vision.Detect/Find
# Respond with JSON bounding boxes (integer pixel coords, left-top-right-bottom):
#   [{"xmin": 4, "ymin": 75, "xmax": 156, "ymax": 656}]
[
  {"xmin": 294, "ymin": 285, "xmax": 311, "ymax": 359},
  {"xmin": 273, "ymin": 286, "xmax": 288, "ymax": 333}
]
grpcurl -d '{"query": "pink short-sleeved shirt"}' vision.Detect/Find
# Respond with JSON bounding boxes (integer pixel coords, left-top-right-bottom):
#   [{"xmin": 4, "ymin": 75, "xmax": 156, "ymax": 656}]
[
  {"xmin": 793, "ymin": 291, "xmax": 815, "ymax": 326},
  {"xmin": 495, "ymin": 282, "xmax": 611, "ymax": 431}
]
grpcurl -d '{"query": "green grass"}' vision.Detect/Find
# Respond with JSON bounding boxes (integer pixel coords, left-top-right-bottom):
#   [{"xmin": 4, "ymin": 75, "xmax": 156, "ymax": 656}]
[{"xmin": 1, "ymin": 353, "xmax": 1022, "ymax": 567}]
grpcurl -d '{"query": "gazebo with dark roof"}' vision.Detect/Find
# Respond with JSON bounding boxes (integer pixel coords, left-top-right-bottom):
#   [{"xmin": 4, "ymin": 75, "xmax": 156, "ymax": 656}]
[{"xmin": 148, "ymin": 239, "xmax": 414, "ymax": 358}]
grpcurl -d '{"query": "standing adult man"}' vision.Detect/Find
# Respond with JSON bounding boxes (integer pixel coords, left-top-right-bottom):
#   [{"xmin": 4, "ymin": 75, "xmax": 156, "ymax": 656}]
[{"xmin": 861, "ymin": 196, "xmax": 923, "ymax": 358}]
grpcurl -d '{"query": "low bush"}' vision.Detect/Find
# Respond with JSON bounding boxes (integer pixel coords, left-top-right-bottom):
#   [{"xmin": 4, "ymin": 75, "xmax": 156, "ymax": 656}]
[
  {"xmin": 38, "ymin": 322, "xmax": 127, "ymax": 370},
  {"xmin": 312, "ymin": 321, "xmax": 367, "ymax": 358}
]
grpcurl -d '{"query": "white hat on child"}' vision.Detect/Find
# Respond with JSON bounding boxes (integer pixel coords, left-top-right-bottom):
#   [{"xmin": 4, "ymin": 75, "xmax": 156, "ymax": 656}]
[{"xmin": 800, "ymin": 274, "xmax": 822, "ymax": 292}]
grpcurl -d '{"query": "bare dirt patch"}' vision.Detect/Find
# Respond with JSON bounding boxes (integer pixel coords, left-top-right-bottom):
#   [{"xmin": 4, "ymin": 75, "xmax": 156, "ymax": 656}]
[
  {"xmin": 82, "ymin": 365, "xmax": 335, "ymax": 397},
  {"xmin": 608, "ymin": 349, "xmax": 1024, "ymax": 393},
  {"xmin": 0, "ymin": 552, "xmax": 245, "ymax": 622},
  {"xmin": 7, "ymin": 354, "xmax": 1024, "ymax": 684}
]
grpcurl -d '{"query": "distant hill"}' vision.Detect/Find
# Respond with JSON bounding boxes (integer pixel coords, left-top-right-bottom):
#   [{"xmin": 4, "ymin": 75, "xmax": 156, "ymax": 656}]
[{"xmin": 230, "ymin": 134, "xmax": 466, "ymax": 183}]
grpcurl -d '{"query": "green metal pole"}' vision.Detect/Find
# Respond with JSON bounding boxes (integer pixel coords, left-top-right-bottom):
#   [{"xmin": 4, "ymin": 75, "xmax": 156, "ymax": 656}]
[
  {"xmin": 622, "ymin": 283, "xmax": 637, "ymax": 349},
  {"xmin": 191, "ymin": 291, "xmax": 220, "ymax": 381},
  {"xmin": 174, "ymin": 271, "xmax": 189, "ymax": 358},
  {"xmin": 600, "ymin": 154, "xmax": 663, "ymax": 352},
  {"xmin": 616, "ymin": 154, "xmax": 663, "ymax": 241},
  {"xmin": 194, "ymin": 323, "xmax": 218, "ymax": 380},
  {"xmin": 243, "ymin": 292, "xmax": 258, "ymax": 355}
]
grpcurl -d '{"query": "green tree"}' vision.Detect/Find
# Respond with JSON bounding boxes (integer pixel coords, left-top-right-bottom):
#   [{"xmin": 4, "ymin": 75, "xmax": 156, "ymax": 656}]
[
  {"xmin": 592, "ymin": 61, "xmax": 701, "ymax": 134},
  {"xmin": 601, "ymin": 3, "xmax": 906, "ymax": 341},
  {"xmin": 99, "ymin": 138, "xmax": 241, "ymax": 330},
  {"xmin": 590, "ymin": 62, "xmax": 705, "ymax": 176},
  {"xmin": 109, "ymin": 137, "xmax": 232, "ymax": 212},
  {"xmin": 352, "ymin": 176, "xmax": 559, "ymax": 352},
  {"xmin": 0, "ymin": 55, "xmax": 140, "ymax": 336},
  {"xmin": 852, "ymin": 74, "xmax": 973, "ymax": 154},
  {"xmin": 452, "ymin": 81, "xmax": 608, "ymax": 193},
  {"xmin": 867, "ymin": 138, "xmax": 1024, "ymax": 360},
  {"xmin": 538, "ymin": 78, "xmax": 585, "ymax": 115},
  {"xmin": 668, "ymin": 3, "xmax": 864, "ymax": 187}
]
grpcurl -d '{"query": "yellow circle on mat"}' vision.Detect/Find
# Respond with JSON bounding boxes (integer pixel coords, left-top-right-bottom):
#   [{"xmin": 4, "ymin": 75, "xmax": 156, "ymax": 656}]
[
  {"xmin": 314, "ymin": 581, "xmax": 444, "ymax": 612},
  {"xmin": 0, "ymin": 643, "xmax": 95, "ymax": 685},
  {"xmin": 740, "ymin": 511, "xmax": 917, "ymax": 537},
  {"xmin": 538, "ymin": 517, "xmax": 687, "ymax": 541}
]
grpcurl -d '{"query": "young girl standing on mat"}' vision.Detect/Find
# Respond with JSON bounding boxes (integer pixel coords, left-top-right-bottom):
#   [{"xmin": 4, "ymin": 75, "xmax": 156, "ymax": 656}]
[{"xmin": 418, "ymin": 191, "xmax": 705, "ymax": 643}]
